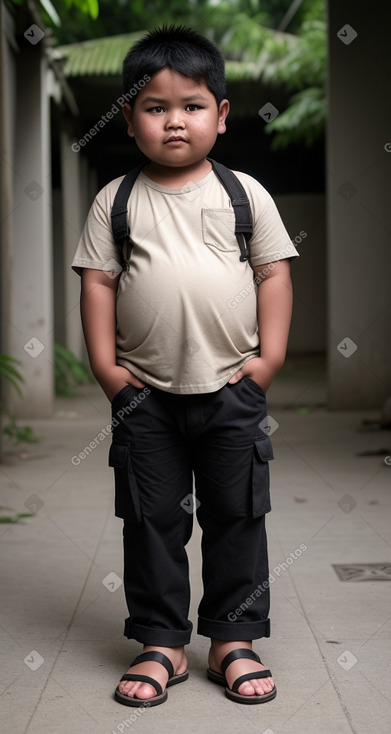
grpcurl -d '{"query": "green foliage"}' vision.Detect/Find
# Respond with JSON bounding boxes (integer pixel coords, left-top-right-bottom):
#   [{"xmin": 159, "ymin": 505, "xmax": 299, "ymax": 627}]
[
  {"xmin": 300, "ymin": 0, "xmax": 325, "ymax": 24},
  {"xmin": 62, "ymin": 0, "xmax": 99, "ymax": 20},
  {"xmin": 3, "ymin": 420, "xmax": 40, "ymax": 443},
  {"xmin": 204, "ymin": 8, "xmax": 273, "ymax": 62},
  {"xmin": 0, "ymin": 506, "xmax": 34, "ymax": 523},
  {"xmin": 0, "ymin": 354, "xmax": 40, "ymax": 444},
  {"xmin": 261, "ymin": 16, "xmax": 327, "ymax": 149},
  {"xmin": 0, "ymin": 355, "xmax": 24, "ymax": 397},
  {"xmin": 54, "ymin": 343, "xmax": 95, "ymax": 396},
  {"xmin": 44, "ymin": 0, "xmax": 299, "ymax": 45},
  {"xmin": 257, "ymin": 20, "xmax": 326, "ymax": 90},
  {"xmin": 210, "ymin": 0, "xmax": 326, "ymax": 149},
  {"xmin": 265, "ymin": 86, "xmax": 325, "ymax": 148},
  {"xmin": 9, "ymin": 0, "xmax": 98, "ymax": 16}
]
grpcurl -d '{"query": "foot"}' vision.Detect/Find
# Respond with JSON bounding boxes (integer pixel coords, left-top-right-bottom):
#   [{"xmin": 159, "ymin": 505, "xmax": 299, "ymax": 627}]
[
  {"xmin": 118, "ymin": 645, "xmax": 187, "ymax": 701},
  {"xmin": 209, "ymin": 640, "xmax": 275, "ymax": 697}
]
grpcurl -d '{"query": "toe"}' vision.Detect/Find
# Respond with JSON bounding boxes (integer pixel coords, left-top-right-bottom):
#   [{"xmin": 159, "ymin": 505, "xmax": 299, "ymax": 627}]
[
  {"xmin": 130, "ymin": 682, "xmax": 158, "ymax": 700},
  {"xmin": 238, "ymin": 676, "xmax": 275, "ymax": 697},
  {"xmin": 263, "ymin": 676, "xmax": 275, "ymax": 693},
  {"xmin": 118, "ymin": 680, "xmax": 139, "ymax": 696},
  {"xmin": 257, "ymin": 677, "xmax": 274, "ymax": 696},
  {"xmin": 237, "ymin": 680, "xmax": 257, "ymax": 696},
  {"xmin": 118, "ymin": 681, "xmax": 157, "ymax": 700}
]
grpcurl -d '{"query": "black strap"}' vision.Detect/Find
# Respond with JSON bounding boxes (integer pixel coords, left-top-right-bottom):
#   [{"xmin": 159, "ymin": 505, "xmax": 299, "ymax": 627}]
[
  {"xmin": 207, "ymin": 157, "xmax": 252, "ymax": 261},
  {"xmin": 110, "ymin": 158, "xmax": 252, "ymax": 266},
  {"xmin": 231, "ymin": 670, "xmax": 273, "ymax": 693},
  {"xmin": 110, "ymin": 162, "xmax": 146, "ymax": 267},
  {"xmin": 129, "ymin": 650, "xmax": 174, "ymax": 679},
  {"xmin": 220, "ymin": 648, "xmax": 261, "ymax": 676}
]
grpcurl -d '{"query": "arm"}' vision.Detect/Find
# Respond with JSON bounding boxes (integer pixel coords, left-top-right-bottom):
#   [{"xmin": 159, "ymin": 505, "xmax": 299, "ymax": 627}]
[
  {"xmin": 80, "ymin": 268, "xmax": 144, "ymax": 402},
  {"xmin": 228, "ymin": 258, "xmax": 293, "ymax": 392}
]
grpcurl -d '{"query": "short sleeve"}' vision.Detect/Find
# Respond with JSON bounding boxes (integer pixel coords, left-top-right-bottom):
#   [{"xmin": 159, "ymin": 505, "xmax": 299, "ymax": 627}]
[
  {"xmin": 232, "ymin": 171, "xmax": 300, "ymax": 268},
  {"xmin": 71, "ymin": 176, "xmax": 125, "ymax": 276}
]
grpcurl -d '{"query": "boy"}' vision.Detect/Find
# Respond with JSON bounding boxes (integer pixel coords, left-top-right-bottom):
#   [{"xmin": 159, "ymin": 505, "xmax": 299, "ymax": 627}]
[{"xmin": 72, "ymin": 25, "xmax": 299, "ymax": 707}]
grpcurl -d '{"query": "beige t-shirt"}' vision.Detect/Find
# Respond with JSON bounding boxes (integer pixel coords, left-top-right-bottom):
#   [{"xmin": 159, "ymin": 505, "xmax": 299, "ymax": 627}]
[{"xmin": 72, "ymin": 167, "xmax": 299, "ymax": 394}]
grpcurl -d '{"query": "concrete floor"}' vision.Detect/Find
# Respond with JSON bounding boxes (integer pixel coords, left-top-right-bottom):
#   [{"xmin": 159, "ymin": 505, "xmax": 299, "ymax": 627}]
[{"xmin": 1, "ymin": 357, "xmax": 391, "ymax": 734}]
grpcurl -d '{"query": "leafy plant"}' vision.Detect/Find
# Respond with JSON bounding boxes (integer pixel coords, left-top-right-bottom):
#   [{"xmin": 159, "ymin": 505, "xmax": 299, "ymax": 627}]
[
  {"xmin": 0, "ymin": 354, "xmax": 24, "ymax": 397},
  {"xmin": 206, "ymin": 0, "xmax": 327, "ymax": 149},
  {"xmin": 54, "ymin": 343, "xmax": 95, "ymax": 396},
  {"xmin": 0, "ymin": 355, "xmax": 40, "ymax": 444},
  {"xmin": 0, "ymin": 506, "xmax": 34, "ymax": 524},
  {"xmin": 8, "ymin": 0, "xmax": 98, "ymax": 18},
  {"xmin": 3, "ymin": 420, "xmax": 40, "ymax": 443},
  {"xmin": 61, "ymin": 0, "xmax": 99, "ymax": 20},
  {"xmin": 258, "ymin": 15, "xmax": 327, "ymax": 148}
]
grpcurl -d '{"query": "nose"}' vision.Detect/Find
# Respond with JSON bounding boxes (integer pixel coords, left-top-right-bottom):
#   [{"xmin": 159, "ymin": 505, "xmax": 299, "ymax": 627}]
[{"xmin": 166, "ymin": 109, "xmax": 185, "ymax": 129}]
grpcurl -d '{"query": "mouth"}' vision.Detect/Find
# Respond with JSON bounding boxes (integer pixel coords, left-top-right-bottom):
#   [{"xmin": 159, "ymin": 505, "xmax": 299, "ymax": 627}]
[{"xmin": 165, "ymin": 136, "xmax": 187, "ymax": 144}]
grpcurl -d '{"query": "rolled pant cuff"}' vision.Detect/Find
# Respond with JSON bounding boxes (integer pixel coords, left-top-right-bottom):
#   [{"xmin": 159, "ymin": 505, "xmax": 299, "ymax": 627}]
[
  {"xmin": 197, "ymin": 617, "xmax": 270, "ymax": 640},
  {"xmin": 124, "ymin": 618, "xmax": 193, "ymax": 646}
]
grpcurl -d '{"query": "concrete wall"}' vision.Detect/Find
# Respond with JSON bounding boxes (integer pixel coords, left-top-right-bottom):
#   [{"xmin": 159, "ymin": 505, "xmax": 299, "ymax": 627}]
[
  {"xmin": 275, "ymin": 194, "xmax": 326, "ymax": 354},
  {"xmin": 9, "ymin": 47, "xmax": 54, "ymax": 418},
  {"xmin": 52, "ymin": 187, "xmax": 66, "ymax": 347},
  {"xmin": 59, "ymin": 133, "xmax": 97, "ymax": 362},
  {"xmin": 327, "ymin": 0, "xmax": 391, "ymax": 408},
  {"xmin": 0, "ymin": 3, "xmax": 16, "ymax": 365},
  {"xmin": 60, "ymin": 128, "xmax": 86, "ymax": 360},
  {"xmin": 1, "ymin": 7, "xmax": 54, "ymax": 419}
]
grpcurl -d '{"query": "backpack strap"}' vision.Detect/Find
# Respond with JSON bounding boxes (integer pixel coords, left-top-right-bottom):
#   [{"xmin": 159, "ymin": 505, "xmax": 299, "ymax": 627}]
[
  {"xmin": 110, "ymin": 158, "xmax": 253, "ymax": 266},
  {"xmin": 111, "ymin": 162, "xmax": 146, "ymax": 267},
  {"xmin": 207, "ymin": 157, "xmax": 253, "ymax": 262}
]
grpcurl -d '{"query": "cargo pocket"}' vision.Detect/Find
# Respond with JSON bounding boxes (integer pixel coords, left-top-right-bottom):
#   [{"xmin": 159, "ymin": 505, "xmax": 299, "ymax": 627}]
[
  {"xmin": 108, "ymin": 441, "xmax": 142, "ymax": 522},
  {"xmin": 252, "ymin": 435, "xmax": 274, "ymax": 517}
]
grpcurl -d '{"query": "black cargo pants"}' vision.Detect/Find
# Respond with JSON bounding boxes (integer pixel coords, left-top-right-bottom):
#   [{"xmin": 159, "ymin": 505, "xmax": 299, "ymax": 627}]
[{"xmin": 109, "ymin": 376, "xmax": 274, "ymax": 647}]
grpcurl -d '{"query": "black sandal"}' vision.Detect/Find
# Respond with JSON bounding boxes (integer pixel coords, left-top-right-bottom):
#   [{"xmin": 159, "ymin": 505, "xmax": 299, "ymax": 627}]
[
  {"xmin": 207, "ymin": 648, "xmax": 277, "ymax": 704},
  {"xmin": 115, "ymin": 650, "xmax": 189, "ymax": 707}
]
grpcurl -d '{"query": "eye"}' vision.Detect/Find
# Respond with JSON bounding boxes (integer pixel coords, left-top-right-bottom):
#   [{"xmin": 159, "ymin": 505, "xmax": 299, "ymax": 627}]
[
  {"xmin": 148, "ymin": 106, "xmax": 165, "ymax": 114},
  {"xmin": 186, "ymin": 104, "xmax": 201, "ymax": 111}
]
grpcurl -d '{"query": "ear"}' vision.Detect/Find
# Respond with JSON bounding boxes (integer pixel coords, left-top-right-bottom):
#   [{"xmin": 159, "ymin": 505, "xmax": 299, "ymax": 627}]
[
  {"xmin": 122, "ymin": 103, "xmax": 135, "ymax": 137},
  {"xmin": 217, "ymin": 99, "xmax": 230, "ymax": 135}
]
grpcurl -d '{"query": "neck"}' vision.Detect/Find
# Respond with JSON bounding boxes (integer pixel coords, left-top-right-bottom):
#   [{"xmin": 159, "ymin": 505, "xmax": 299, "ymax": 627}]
[{"xmin": 142, "ymin": 158, "xmax": 212, "ymax": 187}]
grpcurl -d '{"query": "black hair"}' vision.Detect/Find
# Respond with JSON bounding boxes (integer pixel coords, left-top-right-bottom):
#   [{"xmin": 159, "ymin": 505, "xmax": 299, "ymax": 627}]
[{"xmin": 122, "ymin": 25, "xmax": 226, "ymax": 107}]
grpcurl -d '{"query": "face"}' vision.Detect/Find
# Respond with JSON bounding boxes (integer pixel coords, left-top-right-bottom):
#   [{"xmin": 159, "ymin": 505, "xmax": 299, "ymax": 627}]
[{"xmin": 122, "ymin": 67, "xmax": 229, "ymax": 170}]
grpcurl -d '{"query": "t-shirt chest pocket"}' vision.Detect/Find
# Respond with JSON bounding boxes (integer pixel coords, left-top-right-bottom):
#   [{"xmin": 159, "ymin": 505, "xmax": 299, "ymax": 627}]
[{"xmin": 201, "ymin": 208, "xmax": 237, "ymax": 252}]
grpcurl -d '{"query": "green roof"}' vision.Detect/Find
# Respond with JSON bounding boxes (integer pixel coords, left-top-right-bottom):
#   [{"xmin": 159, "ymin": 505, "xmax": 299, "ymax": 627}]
[
  {"xmin": 53, "ymin": 31, "xmax": 293, "ymax": 81},
  {"xmin": 54, "ymin": 32, "xmax": 146, "ymax": 77}
]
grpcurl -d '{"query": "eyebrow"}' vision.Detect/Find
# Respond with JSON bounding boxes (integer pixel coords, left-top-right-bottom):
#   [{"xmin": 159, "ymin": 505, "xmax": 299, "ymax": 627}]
[{"xmin": 140, "ymin": 95, "xmax": 209, "ymax": 105}]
